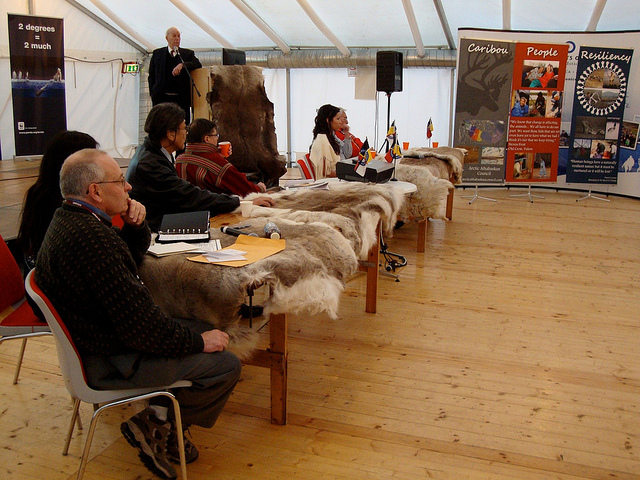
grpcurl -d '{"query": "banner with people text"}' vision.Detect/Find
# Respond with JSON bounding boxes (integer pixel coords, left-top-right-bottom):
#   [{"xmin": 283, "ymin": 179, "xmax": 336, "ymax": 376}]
[
  {"xmin": 454, "ymin": 38, "xmax": 515, "ymax": 183},
  {"xmin": 8, "ymin": 14, "xmax": 66, "ymax": 157},
  {"xmin": 566, "ymin": 46, "xmax": 633, "ymax": 184},
  {"xmin": 505, "ymin": 42, "xmax": 569, "ymax": 183}
]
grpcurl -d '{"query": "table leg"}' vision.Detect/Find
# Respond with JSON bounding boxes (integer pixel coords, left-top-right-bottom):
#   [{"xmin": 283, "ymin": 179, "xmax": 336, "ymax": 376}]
[
  {"xmin": 269, "ymin": 312, "xmax": 287, "ymax": 425},
  {"xmin": 417, "ymin": 219, "xmax": 427, "ymax": 253},
  {"xmin": 243, "ymin": 312, "xmax": 288, "ymax": 425}
]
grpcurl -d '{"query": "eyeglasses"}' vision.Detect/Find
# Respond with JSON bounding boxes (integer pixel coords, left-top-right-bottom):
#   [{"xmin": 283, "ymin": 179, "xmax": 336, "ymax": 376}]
[
  {"xmin": 86, "ymin": 176, "xmax": 126, "ymax": 194},
  {"xmin": 94, "ymin": 176, "xmax": 126, "ymax": 188},
  {"xmin": 207, "ymin": 132, "xmax": 219, "ymax": 138}
]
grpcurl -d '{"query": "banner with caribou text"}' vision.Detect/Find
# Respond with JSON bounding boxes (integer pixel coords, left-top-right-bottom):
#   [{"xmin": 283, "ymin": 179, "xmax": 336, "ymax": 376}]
[
  {"xmin": 454, "ymin": 38, "xmax": 515, "ymax": 183},
  {"xmin": 505, "ymin": 42, "xmax": 569, "ymax": 183},
  {"xmin": 8, "ymin": 14, "xmax": 67, "ymax": 156},
  {"xmin": 566, "ymin": 46, "xmax": 633, "ymax": 184}
]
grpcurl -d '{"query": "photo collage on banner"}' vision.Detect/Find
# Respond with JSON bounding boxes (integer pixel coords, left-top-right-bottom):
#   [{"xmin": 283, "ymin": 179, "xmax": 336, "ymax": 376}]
[
  {"xmin": 566, "ymin": 46, "xmax": 633, "ymax": 184},
  {"xmin": 454, "ymin": 38, "xmax": 516, "ymax": 183},
  {"xmin": 8, "ymin": 14, "xmax": 66, "ymax": 156},
  {"xmin": 505, "ymin": 43, "xmax": 569, "ymax": 183}
]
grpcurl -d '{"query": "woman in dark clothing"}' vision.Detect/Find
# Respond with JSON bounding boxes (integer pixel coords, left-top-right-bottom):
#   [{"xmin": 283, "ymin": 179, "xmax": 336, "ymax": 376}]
[{"xmin": 17, "ymin": 130, "xmax": 99, "ymax": 269}]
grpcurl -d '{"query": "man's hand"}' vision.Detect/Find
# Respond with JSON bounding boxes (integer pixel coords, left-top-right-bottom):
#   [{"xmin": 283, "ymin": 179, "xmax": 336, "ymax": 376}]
[
  {"xmin": 257, "ymin": 182, "xmax": 267, "ymax": 193},
  {"xmin": 202, "ymin": 329, "xmax": 230, "ymax": 353},
  {"xmin": 121, "ymin": 198, "xmax": 146, "ymax": 226},
  {"xmin": 172, "ymin": 63, "xmax": 184, "ymax": 76},
  {"xmin": 252, "ymin": 196, "xmax": 276, "ymax": 207}
]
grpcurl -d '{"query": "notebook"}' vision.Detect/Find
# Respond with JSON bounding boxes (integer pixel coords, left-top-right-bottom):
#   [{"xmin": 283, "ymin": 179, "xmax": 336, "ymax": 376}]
[{"xmin": 157, "ymin": 211, "xmax": 210, "ymax": 243}]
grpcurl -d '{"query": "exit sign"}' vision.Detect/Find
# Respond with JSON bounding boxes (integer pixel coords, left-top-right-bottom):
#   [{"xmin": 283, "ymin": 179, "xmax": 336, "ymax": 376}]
[{"xmin": 122, "ymin": 62, "xmax": 139, "ymax": 74}]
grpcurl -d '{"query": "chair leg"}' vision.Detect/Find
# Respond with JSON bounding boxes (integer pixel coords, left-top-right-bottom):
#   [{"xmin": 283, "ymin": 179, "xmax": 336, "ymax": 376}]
[
  {"xmin": 76, "ymin": 403, "xmax": 83, "ymax": 431},
  {"xmin": 64, "ymin": 398, "xmax": 81, "ymax": 455},
  {"xmin": 168, "ymin": 394, "xmax": 188, "ymax": 480},
  {"xmin": 76, "ymin": 406, "xmax": 105, "ymax": 480},
  {"xmin": 12, "ymin": 338, "xmax": 28, "ymax": 384}
]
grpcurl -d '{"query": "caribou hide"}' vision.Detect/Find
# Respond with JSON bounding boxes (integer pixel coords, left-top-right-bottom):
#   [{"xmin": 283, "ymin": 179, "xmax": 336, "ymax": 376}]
[
  {"xmin": 394, "ymin": 147, "xmax": 465, "ymax": 222},
  {"xmin": 139, "ymin": 182, "xmax": 403, "ymax": 360},
  {"xmin": 140, "ymin": 219, "xmax": 358, "ymax": 360},
  {"xmin": 207, "ymin": 65, "xmax": 286, "ymax": 187}
]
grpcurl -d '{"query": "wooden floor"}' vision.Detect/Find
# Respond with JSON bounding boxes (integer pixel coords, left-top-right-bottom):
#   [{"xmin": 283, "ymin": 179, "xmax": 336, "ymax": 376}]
[{"xmin": 1, "ymin": 187, "xmax": 639, "ymax": 480}]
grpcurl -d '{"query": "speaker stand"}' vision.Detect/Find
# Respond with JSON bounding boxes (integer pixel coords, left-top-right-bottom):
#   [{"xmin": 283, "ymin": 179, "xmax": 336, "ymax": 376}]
[{"xmin": 383, "ymin": 92, "xmax": 399, "ymax": 181}]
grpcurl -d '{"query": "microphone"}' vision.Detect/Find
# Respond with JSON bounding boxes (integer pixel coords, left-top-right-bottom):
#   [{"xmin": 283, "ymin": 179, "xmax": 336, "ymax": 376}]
[{"xmin": 220, "ymin": 226, "xmax": 258, "ymax": 237}]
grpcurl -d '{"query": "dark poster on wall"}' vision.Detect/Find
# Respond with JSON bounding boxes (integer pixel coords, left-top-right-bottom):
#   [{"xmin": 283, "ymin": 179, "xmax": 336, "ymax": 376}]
[
  {"xmin": 454, "ymin": 38, "xmax": 515, "ymax": 183},
  {"xmin": 566, "ymin": 46, "xmax": 633, "ymax": 184},
  {"xmin": 8, "ymin": 14, "xmax": 66, "ymax": 157}
]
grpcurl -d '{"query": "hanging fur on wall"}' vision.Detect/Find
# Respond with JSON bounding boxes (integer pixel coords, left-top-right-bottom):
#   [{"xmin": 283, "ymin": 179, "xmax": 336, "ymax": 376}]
[{"xmin": 207, "ymin": 65, "xmax": 286, "ymax": 187}]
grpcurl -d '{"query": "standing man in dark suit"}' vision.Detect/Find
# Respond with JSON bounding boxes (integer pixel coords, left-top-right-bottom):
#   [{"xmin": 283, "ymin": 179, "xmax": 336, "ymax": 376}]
[{"xmin": 148, "ymin": 27, "xmax": 202, "ymax": 124}]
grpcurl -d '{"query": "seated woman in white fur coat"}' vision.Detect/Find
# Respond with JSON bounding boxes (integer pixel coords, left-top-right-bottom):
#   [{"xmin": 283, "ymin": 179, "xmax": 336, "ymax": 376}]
[{"xmin": 309, "ymin": 104, "xmax": 342, "ymax": 178}]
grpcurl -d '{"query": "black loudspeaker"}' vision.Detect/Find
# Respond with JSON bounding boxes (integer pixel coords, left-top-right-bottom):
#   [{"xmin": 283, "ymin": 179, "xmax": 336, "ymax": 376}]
[
  {"xmin": 376, "ymin": 51, "xmax": 403, "ymax": 93},
  {"xmin": 222, "ymin": 48, "xmax": 246, "ymax": 65}
]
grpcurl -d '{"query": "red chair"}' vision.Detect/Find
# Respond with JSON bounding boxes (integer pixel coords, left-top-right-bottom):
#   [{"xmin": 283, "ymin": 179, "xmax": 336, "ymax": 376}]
[
  {"xmin": 0, "ymin": 234, "xmax": 51, "ymax": 384},
  {"xmin": 297, "ymin": 153, "xmax": 316, "ymax": 180}
]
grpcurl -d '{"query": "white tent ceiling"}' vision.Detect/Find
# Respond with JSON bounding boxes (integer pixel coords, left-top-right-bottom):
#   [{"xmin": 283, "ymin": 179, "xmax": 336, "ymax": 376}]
[{"xmin": 68, "ymin": 0, "xmax": 638, "ymax": 57}]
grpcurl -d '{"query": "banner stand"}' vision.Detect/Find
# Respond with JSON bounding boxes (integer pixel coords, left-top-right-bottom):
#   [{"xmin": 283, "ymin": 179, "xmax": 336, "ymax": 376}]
[
  {"xmin": 509, "ymin": 184, "xmax": 545, "ymax": 203},
  {"xmin": 460, "ymin": 185, "xmax": 498, "ymax": 204},
  {"xmin": 576, "ymin": 188, "xmax": 611, "ymax": 202}
]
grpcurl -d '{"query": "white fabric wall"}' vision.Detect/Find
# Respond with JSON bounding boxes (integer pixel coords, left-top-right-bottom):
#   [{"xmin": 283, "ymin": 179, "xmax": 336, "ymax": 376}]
[{"xmin": 263, "ymin": 68, "xmax": 453, "ymax": 161}]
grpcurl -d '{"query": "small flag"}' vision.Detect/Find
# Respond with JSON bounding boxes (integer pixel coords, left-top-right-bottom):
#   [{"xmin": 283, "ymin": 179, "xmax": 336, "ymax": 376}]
[
  {"xmin": 355, "ymin": 137, "xmax": 370, "ymax": 176},
  {"xmin": 426, "ymin": 118, "xmax": 433, "ymax": 139},
  {"xmin": 386, "ymin": 121, "xmax": 396, "ymax": 143},
  {"xmin": 358, "ymin": 137, "xmax": 369, "ymax": 160}
]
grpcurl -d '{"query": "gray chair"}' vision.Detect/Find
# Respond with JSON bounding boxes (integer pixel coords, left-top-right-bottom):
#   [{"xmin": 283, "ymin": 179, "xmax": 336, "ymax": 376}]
[{"xmin": 26, "ymin": 269, "xmax": 191, "ymax": 480}]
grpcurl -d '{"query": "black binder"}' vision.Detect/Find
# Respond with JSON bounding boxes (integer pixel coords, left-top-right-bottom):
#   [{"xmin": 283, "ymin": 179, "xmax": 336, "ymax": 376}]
[{"xmin": 157, "ymin": 211, "xmax": 210, "ymax": 243}]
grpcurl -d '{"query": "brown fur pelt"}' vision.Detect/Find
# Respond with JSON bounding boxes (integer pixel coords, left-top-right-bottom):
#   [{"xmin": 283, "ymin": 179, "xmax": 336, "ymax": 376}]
[
  {"xmin": 244, "ymin": 181, "xmax": 405, "ymax": 259},
  {"xmin": 139, "ymin": 219, "xmax": 358, "ymax": 360},
  {"xmin": 207, "ymin": 65, "xmax": 286, "ymax": 187},
  {"xmin": 400, "ymin": 146, "xmax": 465, "ymax": 184}
]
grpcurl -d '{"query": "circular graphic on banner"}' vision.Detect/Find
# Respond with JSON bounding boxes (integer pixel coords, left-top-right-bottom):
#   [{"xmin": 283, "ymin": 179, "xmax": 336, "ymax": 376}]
[{"xmin": 575, "ymin": 61, "xmax": 627, "ymax": 115}]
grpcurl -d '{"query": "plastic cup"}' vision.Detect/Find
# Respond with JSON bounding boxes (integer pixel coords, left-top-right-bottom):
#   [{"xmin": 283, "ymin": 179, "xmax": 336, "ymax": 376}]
[
  {"xmin": 240, "ymin": 200, "xmax": 252, "ymax": 217},
  {"xmin": 432, "ymin": 141, "xmax": 439, "ymax": 148},
  {"xmin": 402, "ymin": 142, "xmax": 410, "ymax": 150},
  {"xmin": 219, "ymin": 141, "xmax": 231, "ymax": 157}
]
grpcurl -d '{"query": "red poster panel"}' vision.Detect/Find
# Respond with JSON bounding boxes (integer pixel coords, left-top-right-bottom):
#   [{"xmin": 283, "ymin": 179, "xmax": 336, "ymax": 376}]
[{"xmin": 506, "ymin": 43, "xmax": 569, "ymax": 183}]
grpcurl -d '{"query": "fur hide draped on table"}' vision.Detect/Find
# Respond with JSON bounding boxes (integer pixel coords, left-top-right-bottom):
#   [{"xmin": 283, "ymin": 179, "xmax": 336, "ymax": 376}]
[
  {"xmin": 246, "ymin": 181, "xmax": 405, "ymax": 259},
  {"xmin": 139, "ymin": 182, "xmax": 403, "ymax": 359},
  {"xmin": 395, "ymin": 146, "xmax": 465, "ymax": 222}
]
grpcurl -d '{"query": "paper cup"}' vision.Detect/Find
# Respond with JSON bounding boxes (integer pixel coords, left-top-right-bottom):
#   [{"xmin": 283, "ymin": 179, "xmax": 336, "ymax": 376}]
[
  {"xmin": 219, "ymin": 141, "xmax": 231, "ymax": 157},
  {"xmin": 240, "ymin": 200, "xmax": 252, "ymax": 217},
  {"xmin": 432, "ymin": 141, "xmax": 439, "ymax": 148},
  {"xmin": 402, "ymin": 142, "xmax": 410, "ymax": 150}
]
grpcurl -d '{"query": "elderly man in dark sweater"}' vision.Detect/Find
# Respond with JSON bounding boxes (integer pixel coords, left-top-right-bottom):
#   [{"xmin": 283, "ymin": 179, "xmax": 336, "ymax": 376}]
[{"xmin": 35, "ymin": 148, "xmax": 241, "ymax": 479}]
